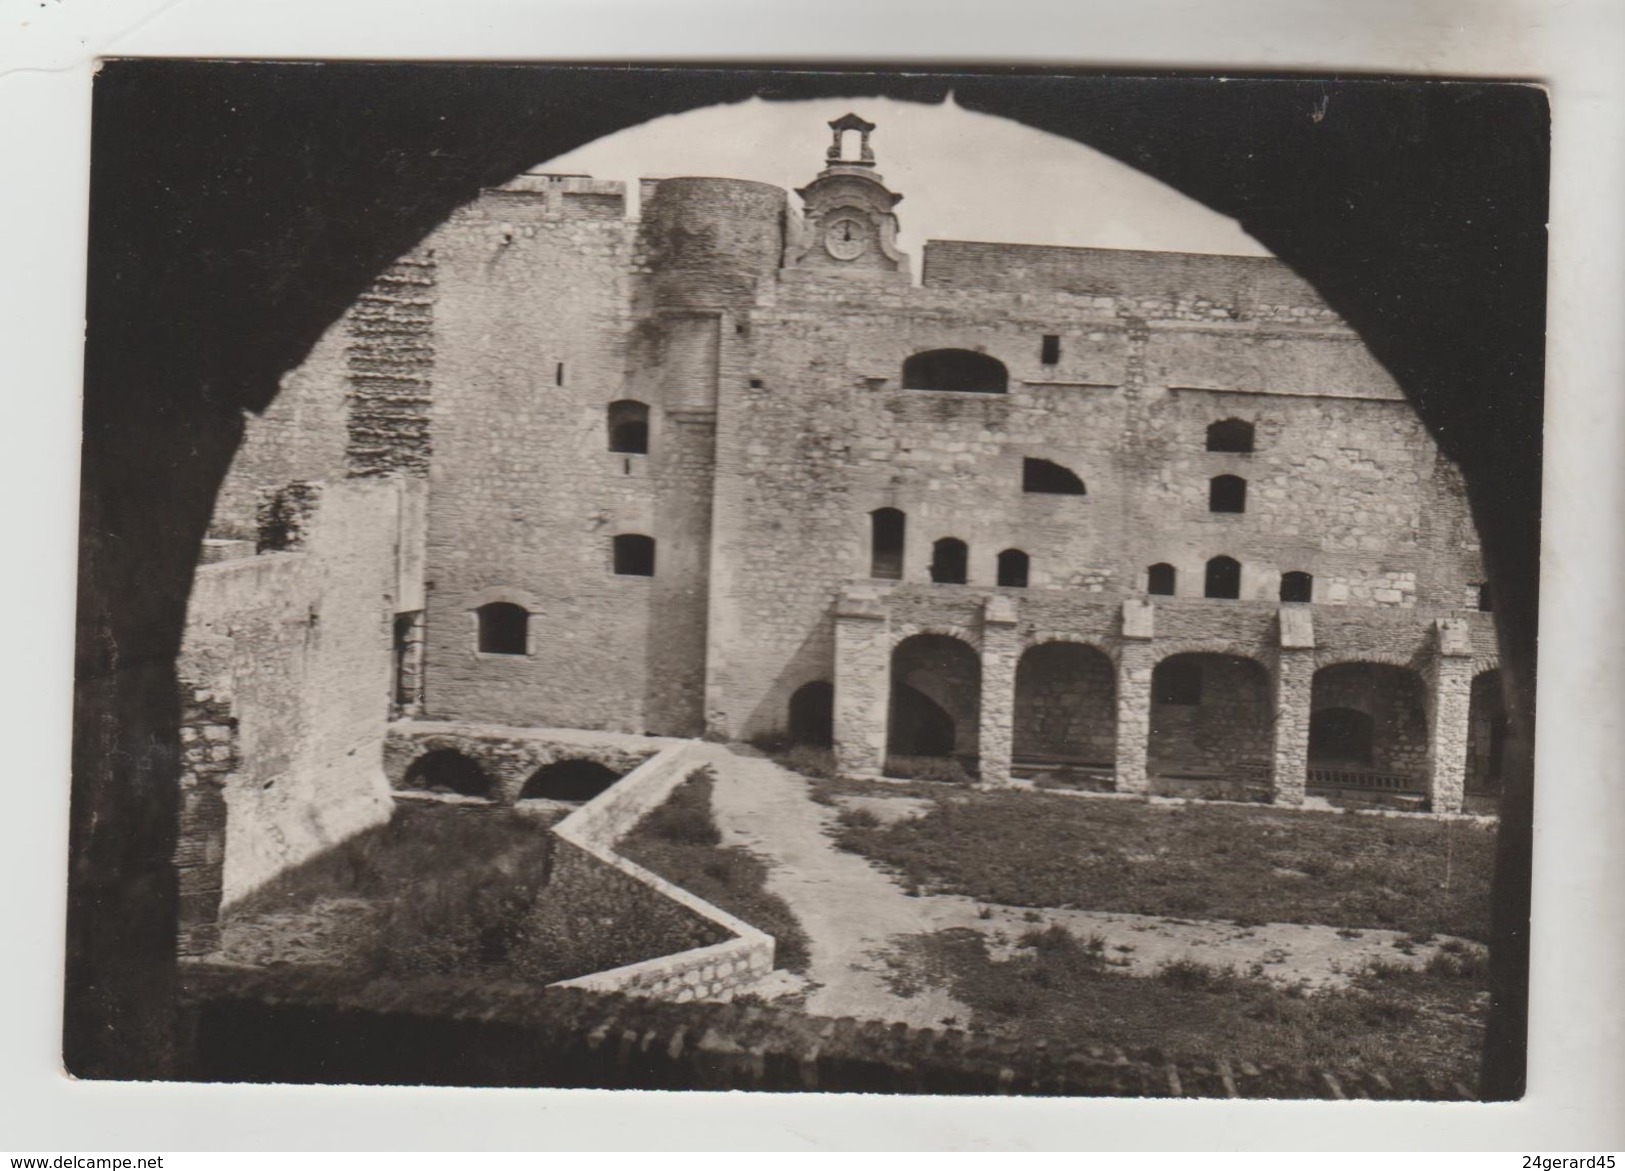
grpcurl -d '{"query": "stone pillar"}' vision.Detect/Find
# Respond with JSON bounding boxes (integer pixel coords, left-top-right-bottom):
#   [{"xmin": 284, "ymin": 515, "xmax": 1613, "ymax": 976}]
[
  {"xmin": 977, "ymin": 595, "xmax": 1021, "ymax": 787},
  {"xmin": 1114, "ymin": 600, "xmax": 1155, "ymax": 794},
  {"xmin": 1272, "ymin": 605, "xmax": 1316, "ymax": 806},
  {"xmin": 833, "ymin": 585, "xmax": 890, "ymax": 779},
  {"xmin": 1427, "ymin": 618, "xmax": 1475, "ymax": 814}
]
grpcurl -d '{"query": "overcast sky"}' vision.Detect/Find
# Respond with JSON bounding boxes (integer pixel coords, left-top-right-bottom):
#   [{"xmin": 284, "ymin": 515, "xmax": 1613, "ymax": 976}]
[{"xmin": 535, "ymin": 94, "xmax": 1271, "ymax": 268}]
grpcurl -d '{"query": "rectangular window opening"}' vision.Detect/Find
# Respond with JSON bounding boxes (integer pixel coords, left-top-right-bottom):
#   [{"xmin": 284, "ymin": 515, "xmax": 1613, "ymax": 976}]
[{"xmin": 1040, "ymin": 334, "xmax": 1061, "ymax": 365}]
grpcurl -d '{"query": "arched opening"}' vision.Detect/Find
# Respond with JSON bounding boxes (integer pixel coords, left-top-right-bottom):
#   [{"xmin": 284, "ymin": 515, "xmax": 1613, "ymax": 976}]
[
  {"xmin": 870, "ymin": 507, "xmax": 905, "ymax": 580},
  {"xmin": 67, "ymin": 66, "xmax": 1547, "ymax": 1094},
  {"xmin": 613, "ymin": 533, "xmax": 655, "ymax": 576},
  {"xmin": 1013, "ymin": 642, "xmax": 1116, "ymax": 777},
  {"xmin": 520, "ymin": 759, "xmax": 620, "ymax": 803},
  {"xmin": 404, "ymin": 749, "xmax": 493, "ymax": 798},
  {"xmin": 1280, "ymin": 570, "xmax": 1314, "ymax": 603},
  {"xmin": 1209, "ymin": 474, "xmax": 1247, "ymax": 513},
  {"xmin": 901, "ymin": 348, "xmax": 1008, "ymax": 393},
  {"xmin": 930, "ymin": 537, "xmax": 969, "ymax": 585},
  {"xmin": 1204, "ymin": 555, "xmax": 1241, "ymax": 599},
  {"xmin": 1153, "ymin": 658, "xmax": 1203, "ymax": 705},
  {"xmin": 788, "ymin": 681, "xmax": 835, "ymax": 747},
  {"xmin": 1309, "ymin": 708, "xmax": 1374, "ymax": 765},
  {"xmin": 888, "ymin": 633, "xmax": 981, "ymax": 771},
  {"xmin": 1309, "ymin": 663, "xmax": 1429, "ymax": 795},
  {"xmin": 996, "ymin": 548, "xmax": 1029, "ymax": 588},
  {"xmin": 476, "ymin": 602, "xmax": 528, "ymax": 655},
  {"xmin": 1206, "ymin": 418, "xmax": 1255, "ymax": 453},
  {"xmin": 1148, "ymin": 653, "xmax": 1271, "ymax": 789},
  {"xmin": 1147, "ymin": 563, "xmax": 1177, "ymax": 596},
  {"xmin": 1022, "ymin": 458, "xmax": 1086, "ymax": 495},
  {"xmin": 1467, "ymin": 669, "xmax": 1507, "ymax": 795},
  {"xmin": 606, "ymin": 399, "xmax": 649, "ymax": 454}
]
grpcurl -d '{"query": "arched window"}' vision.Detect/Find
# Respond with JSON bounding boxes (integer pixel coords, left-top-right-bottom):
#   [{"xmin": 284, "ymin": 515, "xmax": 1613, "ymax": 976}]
[
  {"xmin": 613, "ymin": 534, "xmax": 656, "ymax": 577},
  {"xmin": 1206, "ymin": 418, "xmax": 1255, "ymax": 453},
  {"xmin": 1022, "ymin": 458, "xmax": 1086, "ymax": 496},
  {"xmin": 1280, "ymin": 571, "xmax": 1314, "ymax": 603},
  {"xmin": 901, "ymin": 349, "xmax": 1008, "ymax": 393},
  {"xmin": 870, "ymin": 508, "xmax": 905, "ymax": 580},
  {"xmin": 997, "ymin": 548, "xmax": 1029, "ymax": 588},
  {"xmin": 1147, "ymin": 563, "xmax": 1176, "ymax": 596},
  {"xmin": 930, "ymin": 538, "xmax": 969, "ymax": 585},
  {"xmin": 1210, "ymin": 474, "xmax": 1247, "ymax": 513},
  {"xmin": 1153, "ymin": 659, "xmax": 1203, "ymax": 705},
  {"xmin": 607, "ymin": 400, "xmax": 649, "ymax": 454},
  {"xmin": 476, "ymin": 602, "xmax": 528, "ymax": 655},
  {"xmin": 1205, "ymin": 555, "xmax": 1241, "ymax": 599}
]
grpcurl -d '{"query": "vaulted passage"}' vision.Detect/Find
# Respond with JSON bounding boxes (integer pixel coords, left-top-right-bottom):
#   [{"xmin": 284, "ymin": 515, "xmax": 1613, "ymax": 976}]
[
  {"xmin": 888, "ymin": 633, "xmax": 981, "ymax": 769},
  {"xmin": 404, "ymin": 749, "xmax": 494, "ymax": 798},
  {"xmin": 1148, "ymin": 653, "xmax": 1271, "ymax": 785},
  {"xmin": 519, "ymin": 759, "xmax": 620, "ymax": 803},
  {"xmin": 788, "ymin": 680, "xmax": 835, "ymax": 747},
  {"xmin": 1309, "ymin": 663, "xmax": 1430, "ymax": 793},
  {"xmin": 901, "ymin": 348, "xmax": 1008, "ymax": 393},
  {"xmin": 1467, "ymin": 669, "xmax": 1507, "ymax": 794},
  {"xmin": 1013, "ymin": 642, "xmax": 1116, "ymax": 773}
]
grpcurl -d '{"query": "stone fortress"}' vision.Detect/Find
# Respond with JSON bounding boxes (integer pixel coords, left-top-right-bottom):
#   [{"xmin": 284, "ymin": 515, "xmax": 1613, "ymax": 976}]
[{"xmin": 177, "ymin": 114, "xmax": 1504, "ymax": 950}]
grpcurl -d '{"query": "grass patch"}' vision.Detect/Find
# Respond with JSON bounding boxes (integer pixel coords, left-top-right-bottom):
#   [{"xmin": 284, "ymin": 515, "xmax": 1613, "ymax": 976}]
[
  {"xmin": 901, "ymin": 927, "xmax": 1486, "ymax": 1089},
  {"xmin": 620, "ymin": 770, "xmax": 812, "ymax": 973},
  {"xmin": 832, "ymin": 788, "xmax": 1495, "ymax": 940},
  {"xmin": 222, "ymin": 803, "xmax": 578, "ymax": 978}
]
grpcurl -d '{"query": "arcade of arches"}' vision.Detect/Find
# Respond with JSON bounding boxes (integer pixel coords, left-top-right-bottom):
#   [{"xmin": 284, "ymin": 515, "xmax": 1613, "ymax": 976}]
[{"xmin": 830, "ymin": 593, "xmax": 1499, "ymax": 812}]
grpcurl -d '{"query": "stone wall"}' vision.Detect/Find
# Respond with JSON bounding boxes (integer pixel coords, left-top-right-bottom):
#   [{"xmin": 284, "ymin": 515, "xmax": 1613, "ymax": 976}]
[
  {"xmin": 383, "ymin": 720, "xmax": 659, "ymax": 804},
  {"xmin": 183, "ymin": 964, "xmax": 1477, "ymax": 1100},
  {"xmin": 178, "ymin": 478, "xmax": 405, "ymax": 909},
  {"xmin": 252, "ymin": 163, "xmax": 1492, "ymax": 763},
  {"xmin": 546, "ymin": 743, "xmax": 776, "ymax": 1000}
]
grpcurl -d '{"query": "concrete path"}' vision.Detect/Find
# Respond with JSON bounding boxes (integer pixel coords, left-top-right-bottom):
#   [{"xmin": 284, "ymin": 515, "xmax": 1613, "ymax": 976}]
[
  {"xmin": 698, "ymin": 744, "xmax": 972, "ymax": 1028},
  {"xmin": 698, "ymin": 745, "xmax": 1481, "ymax": 1026}
]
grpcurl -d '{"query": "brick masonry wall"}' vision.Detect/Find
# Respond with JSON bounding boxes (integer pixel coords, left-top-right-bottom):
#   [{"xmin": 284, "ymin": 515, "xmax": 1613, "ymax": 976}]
[
  {"xmin": 174, "ymin": 685, "xmax": 236, "ymax": 955},
  {"xmin": 346, "ymin": 254, "xmax": 435, "ymax": 478},
  {"xmin": 546, "ymin": 743, "xmax": 776, "ymax": 999}
]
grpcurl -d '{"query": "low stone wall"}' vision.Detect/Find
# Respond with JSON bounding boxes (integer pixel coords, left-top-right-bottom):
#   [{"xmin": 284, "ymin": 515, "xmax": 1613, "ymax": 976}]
[
  {"xmin": 180, "ymin": 964, "xmax": 1473, "ymax": 1099},
  {"xmin": 545, "ymin": 743, "xmax": 776, "ymax": 1001},
  {"xmin": 384, "ymin": 721, "xmax": 660, "ymax": 803}
]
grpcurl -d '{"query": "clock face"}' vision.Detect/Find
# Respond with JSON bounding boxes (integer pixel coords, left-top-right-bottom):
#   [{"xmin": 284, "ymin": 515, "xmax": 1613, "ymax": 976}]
[{"xmin": 824, "ymin": 215, "xmax": 870, "ymax": 260}]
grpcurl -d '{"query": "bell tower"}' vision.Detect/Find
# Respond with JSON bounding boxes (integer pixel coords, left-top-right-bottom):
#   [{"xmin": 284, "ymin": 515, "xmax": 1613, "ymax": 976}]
[{"xmin": 788, "ymin": 113, "xmax": 909, "ymax": 278}]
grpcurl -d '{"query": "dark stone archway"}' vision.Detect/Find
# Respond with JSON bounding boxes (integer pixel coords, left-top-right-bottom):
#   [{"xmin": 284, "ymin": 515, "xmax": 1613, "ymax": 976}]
[{"xmin": 73, "ymin": 61, "xmax": 1543, "ymax": 1094}]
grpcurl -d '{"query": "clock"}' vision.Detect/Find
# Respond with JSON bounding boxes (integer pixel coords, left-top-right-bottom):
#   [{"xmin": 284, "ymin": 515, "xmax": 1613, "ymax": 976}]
[{"xmin": 824, "ymin": 215, "xmax": 870, "ymax": 260}]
